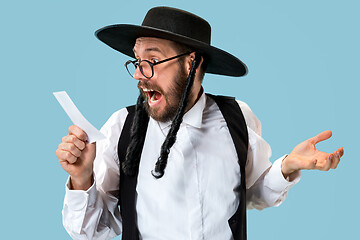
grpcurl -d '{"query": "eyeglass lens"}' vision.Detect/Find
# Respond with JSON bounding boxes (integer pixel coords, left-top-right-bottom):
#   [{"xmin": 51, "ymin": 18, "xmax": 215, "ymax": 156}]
[{"xmin": 126, "ymin": 60, "xmax": 153, "ymax": 78}]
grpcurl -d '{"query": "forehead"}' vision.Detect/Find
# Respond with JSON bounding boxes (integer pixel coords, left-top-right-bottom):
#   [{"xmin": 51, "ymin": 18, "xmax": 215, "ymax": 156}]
[{"xmin": 133, "ymin": 37, "xmax": 178, "ymax": 56}]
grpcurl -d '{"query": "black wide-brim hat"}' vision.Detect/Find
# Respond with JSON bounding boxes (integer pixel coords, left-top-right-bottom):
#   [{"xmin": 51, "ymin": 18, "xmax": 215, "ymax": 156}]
[{"xmin": 95, "ymin": 6, "xmax": 248, "ymax": 77}]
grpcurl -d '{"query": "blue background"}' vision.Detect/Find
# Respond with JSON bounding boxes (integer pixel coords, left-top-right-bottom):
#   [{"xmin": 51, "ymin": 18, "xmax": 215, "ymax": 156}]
[{"xmin": 1, "ymin": 0, "xmax": 358, "ymax": 239}]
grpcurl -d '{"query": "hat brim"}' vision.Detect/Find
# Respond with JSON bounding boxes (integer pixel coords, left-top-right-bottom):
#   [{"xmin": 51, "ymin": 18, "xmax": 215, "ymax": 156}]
[{"xmin": 95, "ymin": 24, "xmax": 248, "ymax": 77}]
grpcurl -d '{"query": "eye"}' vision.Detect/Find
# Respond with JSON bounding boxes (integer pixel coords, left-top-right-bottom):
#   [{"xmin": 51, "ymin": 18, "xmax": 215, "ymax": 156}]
[{"xmin": 151, "ymin": 58, "xmax": 159, "ymax": 63}]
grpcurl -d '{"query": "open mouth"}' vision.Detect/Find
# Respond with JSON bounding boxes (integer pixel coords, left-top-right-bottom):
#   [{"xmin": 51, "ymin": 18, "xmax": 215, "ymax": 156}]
[{"xmin": 142, "ymin": 88, "xmax": 163, "ymax": 106}]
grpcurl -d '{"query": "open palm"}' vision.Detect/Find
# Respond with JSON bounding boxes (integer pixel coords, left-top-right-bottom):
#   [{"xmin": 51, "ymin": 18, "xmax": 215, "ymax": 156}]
[{"xmin": 281, "ymin": 130, "xmax": 344, "ymax": 177}]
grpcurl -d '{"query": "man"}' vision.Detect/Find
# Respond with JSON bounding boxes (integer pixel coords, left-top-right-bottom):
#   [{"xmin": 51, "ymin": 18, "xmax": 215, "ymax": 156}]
[{"xmin": 56, "ymin": 7, "xmax": 344, "ymax": 240}]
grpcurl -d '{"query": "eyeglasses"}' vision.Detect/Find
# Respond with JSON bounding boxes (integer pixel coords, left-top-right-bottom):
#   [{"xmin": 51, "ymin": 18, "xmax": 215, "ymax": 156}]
[{"xmin": 125, "ymin": 51, "xmax": 193, "ymax": 79}]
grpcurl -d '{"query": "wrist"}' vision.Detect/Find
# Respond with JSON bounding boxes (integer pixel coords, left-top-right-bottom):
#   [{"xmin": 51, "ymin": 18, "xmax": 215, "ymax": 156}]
[
  {"xmin": 70, "ymin": 174, "xmax": 94, "ymax": 191},
  {"xmin": 281, "ymin": 155, "xmax": 292, "ymax": 179},
  {"xmin": 281, "ymin": 154, "xmax": 300, "ymax": 182}
]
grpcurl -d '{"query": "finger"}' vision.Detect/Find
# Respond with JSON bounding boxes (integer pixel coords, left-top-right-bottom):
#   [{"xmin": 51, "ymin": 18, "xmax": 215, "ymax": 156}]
[
  {"xmin": 58, "ymin": 159, "xmax": 74, "ymax": 174},
  {"xmin": 309, "ymin": 130, "xmax": 332, "ymax": 145},
  {"xmin": 88, "ymin": 142, "xmax": 96, "ymax": 152},
  {"xmin": 56, "ymin": 148, "xmax": 78, "ymax": 164},
  {"xmin": 68, "ymin": 125, "xmax": 88, "ymax": 142},
  {"xmin": 338, "ymin": 147, "xmax": 344, "ymax": 157},
  {"xmin": 315, "ymin": 154, "xmax": 333, "ymax": 171},
  {"xmin": 331, "ymin": 150, "xmax": 341, "ymax": 169},
  {"xmin": 62, "ymin": 135, "xmax": 86, "ymax": 150},
  {"xmin": 58, "ymin": 158, "xmax": 69, "ymax": 169},
  {"xmin": 59, "ymin": 142, "xmax": 82, "ymax": 158}
]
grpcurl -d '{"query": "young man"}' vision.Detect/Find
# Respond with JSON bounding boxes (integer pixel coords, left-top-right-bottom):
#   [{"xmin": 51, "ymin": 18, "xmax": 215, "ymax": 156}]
[{"xmin": 56, "ymin": 7, "xmax": 344, "ymax": 240}]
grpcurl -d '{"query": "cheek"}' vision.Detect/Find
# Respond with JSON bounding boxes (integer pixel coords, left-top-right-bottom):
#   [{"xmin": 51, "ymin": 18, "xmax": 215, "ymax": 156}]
[
  {"xmin": 154, "ymin": 64, "xmax": 186, "ymax": 96},
  {"xmin": 155, "ymin": 77, "xmax": 175, "ymax": 95}
]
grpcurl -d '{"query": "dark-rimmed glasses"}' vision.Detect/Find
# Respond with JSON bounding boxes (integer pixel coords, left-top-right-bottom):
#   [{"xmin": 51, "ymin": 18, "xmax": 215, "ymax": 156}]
[{"xmin": 125, "ymin": 51, "xmax": 193, "ymax": 79}]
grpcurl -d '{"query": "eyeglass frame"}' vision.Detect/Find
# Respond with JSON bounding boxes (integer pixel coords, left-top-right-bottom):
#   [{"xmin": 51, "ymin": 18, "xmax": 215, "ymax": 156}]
[{"xmin": 125, "ymin": 51, "xmax": 193, "ymax": 79}]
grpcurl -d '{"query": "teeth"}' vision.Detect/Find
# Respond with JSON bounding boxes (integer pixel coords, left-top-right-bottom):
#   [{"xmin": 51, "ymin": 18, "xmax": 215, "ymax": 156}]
[{"xmin": 142, "ymin": 88, "xmax": 154, "ymax": 92}]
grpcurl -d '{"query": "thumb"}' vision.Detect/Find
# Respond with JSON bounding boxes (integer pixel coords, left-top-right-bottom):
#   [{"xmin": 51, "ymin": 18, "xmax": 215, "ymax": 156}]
[
  {"xmin": 310, "ymin": 130, "xmax": 332, "ymax": 145},
  {"xmin": 86, "ymin": 142, "xmax": 96, "ymax": 154},
  {"xmin": 81, "ymin": 141, "xmax": 96, "ymax": 161},
  {"xmin": 88, "ymin": 142, "xmax": 96, "ymax": 149}
]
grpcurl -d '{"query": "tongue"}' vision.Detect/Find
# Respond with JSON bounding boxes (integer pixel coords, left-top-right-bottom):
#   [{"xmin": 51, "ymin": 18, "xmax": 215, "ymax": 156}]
[{"xmin": 153, "ymin": 91, "xmax": 161, "ymax": 101}]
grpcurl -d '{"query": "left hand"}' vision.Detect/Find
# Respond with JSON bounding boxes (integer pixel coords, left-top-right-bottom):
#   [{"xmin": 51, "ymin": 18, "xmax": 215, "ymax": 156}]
[{"xmin": 281, "ymin": 130, "xmax": 344, "ymax": 179}]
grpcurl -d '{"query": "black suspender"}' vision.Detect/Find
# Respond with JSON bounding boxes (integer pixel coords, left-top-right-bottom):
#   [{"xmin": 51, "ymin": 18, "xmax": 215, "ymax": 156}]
[
  {"xmin": 208, "ymin": 94, "xmax": 248, "ymax": 240},
  {"xmin": 117, "ymin": 94, "xmax": 248, "ymax": 240},
  {"xmin": 117, "ymin": 105, "xmax": 147, "ymax": 240}
]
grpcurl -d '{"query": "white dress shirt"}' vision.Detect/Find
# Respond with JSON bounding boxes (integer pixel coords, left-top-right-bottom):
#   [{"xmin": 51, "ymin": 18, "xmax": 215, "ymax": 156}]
[{"xmin": 62, "ymin": 92, "xmax": 300, "ymax": 240}]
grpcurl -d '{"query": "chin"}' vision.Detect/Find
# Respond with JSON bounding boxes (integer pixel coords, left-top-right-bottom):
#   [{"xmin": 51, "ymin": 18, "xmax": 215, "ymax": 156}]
[{"xmin": 144, "ymin": 102, "xmax": 178, "ymax": 123}]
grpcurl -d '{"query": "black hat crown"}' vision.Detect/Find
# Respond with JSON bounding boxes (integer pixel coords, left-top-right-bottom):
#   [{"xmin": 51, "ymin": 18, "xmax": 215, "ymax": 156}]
[{"xmin": 142, "ymin": 7, "xmax": 211, "ymax": 45}]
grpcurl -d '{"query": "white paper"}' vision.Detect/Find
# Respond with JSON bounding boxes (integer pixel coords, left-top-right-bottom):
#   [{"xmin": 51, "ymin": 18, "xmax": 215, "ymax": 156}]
[{"xmin": 53, "ymin": 91, "xmax": 105, "ymax": 143}]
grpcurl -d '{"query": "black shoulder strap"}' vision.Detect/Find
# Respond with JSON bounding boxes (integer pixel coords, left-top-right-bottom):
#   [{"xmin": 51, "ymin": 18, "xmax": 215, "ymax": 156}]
[
  {"xmin": 117, "ymin": 105, "xmax": 144, "ymax": 240},
  {"xmin": 206, "ymin": 93, "xmax": 248, "ymax": 240}
]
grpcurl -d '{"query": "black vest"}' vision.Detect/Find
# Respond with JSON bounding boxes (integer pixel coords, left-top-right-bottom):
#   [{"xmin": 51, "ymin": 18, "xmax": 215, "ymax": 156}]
[{"xmin": 117, "ymin": 94, "xmax": 248, "ymax": 240}]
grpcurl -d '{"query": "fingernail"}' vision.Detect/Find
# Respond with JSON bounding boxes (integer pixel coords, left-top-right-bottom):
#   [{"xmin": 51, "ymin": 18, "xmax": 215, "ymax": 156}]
[
  {"xmin": 336, "ymin": 152, "xmax": 340, "ymax": 158},
  {"xmin": 330, "ymin": 155, "xmax": 334, "ymax": 161}
]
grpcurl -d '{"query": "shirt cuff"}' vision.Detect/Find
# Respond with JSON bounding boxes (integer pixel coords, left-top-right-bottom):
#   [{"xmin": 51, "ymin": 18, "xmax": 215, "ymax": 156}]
[
  {"xmin": 64, "ymin": 176, "xmax": 98, "ymax": 211},
  {"xmin": 264, "ymin": 155, "xmax": 301, "ymax": 193}
]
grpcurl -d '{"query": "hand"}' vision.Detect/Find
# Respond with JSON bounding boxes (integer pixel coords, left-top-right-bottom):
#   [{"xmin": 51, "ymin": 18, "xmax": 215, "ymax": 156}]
[
  {"xmin": 56, "ymin": 125, "xmax": 96, "ymax": 190},
  {"xmin": 281, "ymin": 130, "xmax": 344, "ymax": 179}
]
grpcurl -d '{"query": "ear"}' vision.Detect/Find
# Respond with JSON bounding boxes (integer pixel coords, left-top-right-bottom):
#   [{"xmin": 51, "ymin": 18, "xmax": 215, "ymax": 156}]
[{"xmin": 185, "ymin": 52, "xmax": 204, "ymax": 74}]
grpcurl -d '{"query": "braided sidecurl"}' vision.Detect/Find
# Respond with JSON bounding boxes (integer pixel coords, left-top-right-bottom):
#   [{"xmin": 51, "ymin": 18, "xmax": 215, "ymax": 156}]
[
  {"xmin": 151, "ymin": 51, "xmax": 202, "ymax": 178},
  {"xmin": 122, "ymin": 93, "xmax": 148, "ymax": 176}
]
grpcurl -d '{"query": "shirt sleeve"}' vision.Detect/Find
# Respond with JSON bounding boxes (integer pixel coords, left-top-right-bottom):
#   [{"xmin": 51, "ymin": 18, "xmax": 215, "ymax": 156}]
[
  {"xmin": 236, "ymin": 100, "xmax": 301, "ymax": 210},
  {"xmin": 62, "ymin": 108, "xmax": 128, "ymax": 239}
]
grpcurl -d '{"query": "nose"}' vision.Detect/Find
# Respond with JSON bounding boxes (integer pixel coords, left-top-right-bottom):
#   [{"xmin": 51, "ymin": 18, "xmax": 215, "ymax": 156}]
[{"xmin": 133, "ymin": 65, "xmax": 144, "ymax": 80}]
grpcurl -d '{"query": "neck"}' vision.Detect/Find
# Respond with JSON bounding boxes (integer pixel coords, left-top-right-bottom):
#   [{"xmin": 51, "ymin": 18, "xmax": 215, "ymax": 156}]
[{"xmin": 185, "ymin": 86, "xmax": 203, "ymax": 113}]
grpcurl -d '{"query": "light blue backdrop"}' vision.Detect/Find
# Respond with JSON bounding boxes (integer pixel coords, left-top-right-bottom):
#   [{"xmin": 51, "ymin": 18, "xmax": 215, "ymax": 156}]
[{"xmin": 1, "ymin": 0, "xmax": 358, "ymax": 239}]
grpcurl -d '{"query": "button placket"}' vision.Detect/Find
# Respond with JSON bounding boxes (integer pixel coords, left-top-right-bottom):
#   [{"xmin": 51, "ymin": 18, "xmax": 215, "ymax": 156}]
[{"xmin": 180, "ymin": 125, "xmax": 204, "ymax": 240}]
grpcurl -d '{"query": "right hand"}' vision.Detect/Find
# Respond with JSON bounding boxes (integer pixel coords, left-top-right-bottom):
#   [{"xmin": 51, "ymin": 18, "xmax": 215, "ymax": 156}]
[{"xmin": 56, "ymin": 125, "xmax": 96, "ymax": 190}]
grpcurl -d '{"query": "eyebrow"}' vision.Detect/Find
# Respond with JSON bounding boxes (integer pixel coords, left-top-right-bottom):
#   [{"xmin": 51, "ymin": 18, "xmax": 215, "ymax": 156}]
[{"xmin": 133, "ymin": 47, "xmax": 164, "ymax": 55}]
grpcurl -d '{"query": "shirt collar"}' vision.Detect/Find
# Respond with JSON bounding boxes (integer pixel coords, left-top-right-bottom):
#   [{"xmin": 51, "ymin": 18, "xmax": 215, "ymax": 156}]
[{"xmin": 157, "ymin": 91, "xmax": 206, "ymax": 130}]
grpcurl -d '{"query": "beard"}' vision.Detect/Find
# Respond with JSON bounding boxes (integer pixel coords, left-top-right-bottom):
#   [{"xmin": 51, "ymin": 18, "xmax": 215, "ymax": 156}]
[{"xmin": 139, "ymin": 67, "xmax": 188, "ymax": 122}]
